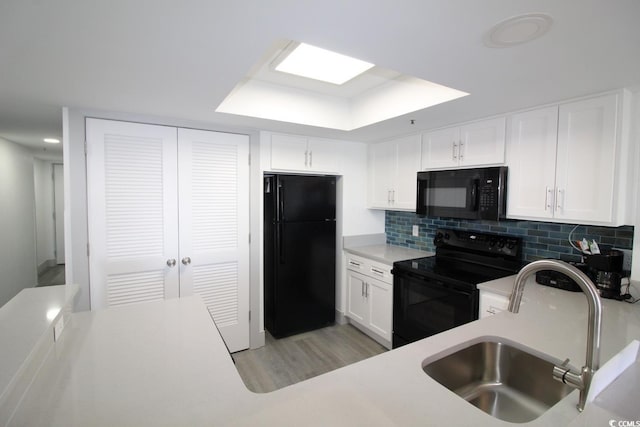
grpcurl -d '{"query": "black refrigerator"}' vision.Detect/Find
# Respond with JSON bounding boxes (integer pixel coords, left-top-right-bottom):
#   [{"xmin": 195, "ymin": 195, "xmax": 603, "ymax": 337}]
[{"xmin": 264, "ymin": 174, "xmax": 336, "ymax": 338}]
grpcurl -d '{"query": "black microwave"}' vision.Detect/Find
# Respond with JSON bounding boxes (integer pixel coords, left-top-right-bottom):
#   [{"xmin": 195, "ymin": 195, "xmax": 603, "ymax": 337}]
[{"xmin": 416, "ymin": 167, "xmax": 508, "ymax": 220}]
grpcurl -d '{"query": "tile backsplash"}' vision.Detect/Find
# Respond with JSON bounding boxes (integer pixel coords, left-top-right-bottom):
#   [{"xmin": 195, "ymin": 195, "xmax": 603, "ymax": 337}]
[{"xmin": 385, "ymin": 211, "xmax": 634, "ymax": 263}]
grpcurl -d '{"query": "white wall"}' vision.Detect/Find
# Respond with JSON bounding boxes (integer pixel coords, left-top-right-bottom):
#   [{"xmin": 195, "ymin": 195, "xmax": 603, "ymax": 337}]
[
  {"xmin": 0, "ymin": 137, "xmax": 37, "ymax": 307},
  {"xmin": 630, "ymin": 88, "xmax": 640, "ymax": 280},
  {"xmin": 33, "ymin": 159, "xmax": 56, "ymax": 270}
]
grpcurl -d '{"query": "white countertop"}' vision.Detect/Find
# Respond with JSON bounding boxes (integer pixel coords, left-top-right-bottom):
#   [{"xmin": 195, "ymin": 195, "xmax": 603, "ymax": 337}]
[
  {"xmin": 344, "ymin": 244, "xmax": 433, "ymax": 265},
  {"xmin": 6, "ymin": 278, "xmax": 640, "ymax": 426}
]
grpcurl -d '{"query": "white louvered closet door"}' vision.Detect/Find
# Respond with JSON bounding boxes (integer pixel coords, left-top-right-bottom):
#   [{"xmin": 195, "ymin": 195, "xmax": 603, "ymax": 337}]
[
  {"xmin": 86, "ymin": 119, "xmax": 179, "ymax": 310},
  {"xmin": 177, "ymin": 128, "xmax": 250, "ymax": 352}
]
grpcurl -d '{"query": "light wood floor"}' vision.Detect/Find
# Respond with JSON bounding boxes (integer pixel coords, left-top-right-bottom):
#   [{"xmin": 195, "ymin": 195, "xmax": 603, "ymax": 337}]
[
  {"xmin": 37, "ymin": 265, "xmax": 65, "ymax": 287},
  {"xmin": 232, "ymin": 323, "xmax": 387, "ymax": 393}
]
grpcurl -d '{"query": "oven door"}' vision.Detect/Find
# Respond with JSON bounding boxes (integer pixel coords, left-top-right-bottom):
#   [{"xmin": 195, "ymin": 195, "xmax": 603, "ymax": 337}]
[
  {"xmin": 416, "ymin": 170, "xmax": 480, "ymax": 219},
  {"xmin": 392, "ymin": 270, "xmax": 478, "ymax": 348}
]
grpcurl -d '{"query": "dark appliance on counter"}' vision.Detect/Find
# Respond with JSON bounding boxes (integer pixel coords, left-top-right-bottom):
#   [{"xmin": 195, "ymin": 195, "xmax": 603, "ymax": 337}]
[
  {"xmin": 392, "ymin": 228, "xmax": 522, "ymax": 348},
  {"xmin": 585, "ymin": 250, "xmax": 624, "ymax": 299},
  {"xmin": 416, "ymin": 167, "xmax": 508, "ymax": 221},
  {"xmin": 535, "ymin": 251, "xmax": 625, "ymax": 299},
  {"xmin": 264, "ymin": 174, "xmax": 336, "ymax": 338},
  {"xmin": 535, "ymin": 262, "xmax": 588, "ymax": 292}
]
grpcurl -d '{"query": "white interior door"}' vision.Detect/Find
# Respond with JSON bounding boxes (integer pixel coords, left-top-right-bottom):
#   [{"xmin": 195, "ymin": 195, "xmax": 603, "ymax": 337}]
[
  {"xmin": 53, "ymin": 163, "xmax": 65, "ymax": 264},
  {"xmin": 86, "ymin": 119, "xmax": 179, "ymax": 310},
  {"xmin": 177, "ymin": 128, "xmax": 250, "ymax": 352}
]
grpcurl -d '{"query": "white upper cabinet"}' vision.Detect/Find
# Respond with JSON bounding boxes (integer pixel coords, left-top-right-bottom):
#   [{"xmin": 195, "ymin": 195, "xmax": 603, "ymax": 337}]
[
  {"xmin": 554, "ymin": 94, "xmax": 618, "ymax": 223},
  {"xmin": 459, "ymin": 117, "xmax": 506, "ymax": 167},
  {"xmin": 368, "ymin": 134, "xmax": 421, "ymax": 211},
  {"xmin": 421, "ymin": 117, "xmax": 506, "ymax": 170},
  {"xmin": 368, "ymin": 140, "xmax": 396, "ymax": 208},
  {"xmin": 421, "ymin": 127, "xmax": 460, "ymax": 169},
  {"xmin": 506, "ymin": 106, "xmax": 559, "ymax": 219},
  {"xmin": 270, "ymin": 133, "xmax": 339, "ymax": 173},
  {"xmin": 506, "ymin": 92, "xmax": 626, "ymax": 225}
]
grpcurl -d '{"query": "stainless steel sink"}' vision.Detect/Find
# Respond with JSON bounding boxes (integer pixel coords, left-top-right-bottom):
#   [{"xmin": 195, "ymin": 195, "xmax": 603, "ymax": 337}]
[{"xmin": 422, "ymin": 339, "xmax": 574, "ymax": 423}]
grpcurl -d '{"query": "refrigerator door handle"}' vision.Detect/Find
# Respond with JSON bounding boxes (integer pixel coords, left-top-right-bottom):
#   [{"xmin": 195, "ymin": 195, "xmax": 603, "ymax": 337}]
[
  {"xmin": 278, "ymin": 183, "xmax": 285, "ymax": 222},
  {"xmin": 278, "ymin": 222, "xmax": 285, "ymax": 264}
]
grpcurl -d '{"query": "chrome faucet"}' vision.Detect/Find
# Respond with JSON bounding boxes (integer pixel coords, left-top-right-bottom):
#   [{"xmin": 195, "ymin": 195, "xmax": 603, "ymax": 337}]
[{"xmin": 508, "ymin": 259, "xmax": 602, "ymax": 412}]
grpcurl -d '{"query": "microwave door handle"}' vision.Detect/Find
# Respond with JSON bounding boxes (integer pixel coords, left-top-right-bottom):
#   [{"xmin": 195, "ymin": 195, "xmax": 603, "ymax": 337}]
[{"xmin": 471, "ymin": 180, "xmax": 479, "ymax": 211}]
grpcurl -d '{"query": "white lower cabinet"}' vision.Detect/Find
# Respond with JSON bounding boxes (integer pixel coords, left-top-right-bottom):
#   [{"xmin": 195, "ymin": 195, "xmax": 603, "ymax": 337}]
[{"xmin": 345, "ymin": 253, "xmax": 393, "ymax": 349}]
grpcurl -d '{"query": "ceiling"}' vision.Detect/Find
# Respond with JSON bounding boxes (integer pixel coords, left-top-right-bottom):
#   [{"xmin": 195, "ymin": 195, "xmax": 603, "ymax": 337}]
[{"xmin": 1, "ymin": 0, "xmax": 639, "ymax": 152}]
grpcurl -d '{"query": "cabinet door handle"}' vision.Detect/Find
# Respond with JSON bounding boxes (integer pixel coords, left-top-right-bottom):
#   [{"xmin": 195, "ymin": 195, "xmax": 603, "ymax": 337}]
[
  {"xmin": 181, "ymin": 257, "xmax": 192, "ymax": 265},
  {"xmin": 545, "ymin": 187, "xmax": 554, "ymax": 211},
  {"xmin": 452, "ymin": 142, "xmax": 457, "ymax": 160},
  {"xmin": 166, "ymin": 259, "xmax": 177, "ymax": 267},
  {"xmin": 556, "ymin": 188, "xmax": 564, "ymax": 212},
  {"xmin": 459, "ymin": 141, "xmax": 464, "ymax": 160},
  {"xmin": 365, "ymin": 282, "xmax": 369, "ymax": 297},
  {"xmin": 387, "ymin": 190, "xmax": 391, "ymax": 204},
  {"xmin": 361, "ymin": 282, "xmax": 365, "ymax": 297},
  {"xmin": 304, "ymin": 150, "xmax": 308, "ymax": 167},
  {"xmin": 309, "ymin": 150, "xmax": 313, "ymax": 168}
]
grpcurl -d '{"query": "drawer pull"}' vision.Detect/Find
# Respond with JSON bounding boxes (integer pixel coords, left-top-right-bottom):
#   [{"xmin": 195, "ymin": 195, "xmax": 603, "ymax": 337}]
[
  {"xmin": 349, "ymin": 261, "xmax": 361, "ymax": 267},
  {"xmin": 371, "ymin": 268, "xmax": 385, "ymax": 275}
]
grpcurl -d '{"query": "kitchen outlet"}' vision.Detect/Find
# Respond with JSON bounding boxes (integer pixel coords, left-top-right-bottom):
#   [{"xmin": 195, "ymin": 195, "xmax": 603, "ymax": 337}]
[
  {"xmin": 412, "ymin": 225, "xmax": 419, "ymax": 237},
  {"xmin": 614, "ymin": 248, "xmax": 632, "ymax": 272}
]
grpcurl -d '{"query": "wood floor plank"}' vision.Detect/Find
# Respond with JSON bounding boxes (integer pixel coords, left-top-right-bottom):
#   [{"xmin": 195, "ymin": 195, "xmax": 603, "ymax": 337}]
[{"xmin": 232, "ymin": 324, "xmax": 387, "ymax": 393}]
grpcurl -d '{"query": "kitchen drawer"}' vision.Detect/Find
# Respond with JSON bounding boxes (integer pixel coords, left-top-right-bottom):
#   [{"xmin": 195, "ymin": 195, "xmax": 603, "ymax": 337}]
[
  {"xmin": 367, "ymin": 260, "xmax": 392, "ymax": 285},
  {"xmin": 346, "ymin": 254, "xmax": 369, "ymax": 273},
  {"xmin": 345, "ymin": 253, "xmax": 393, "ymax": 285}
]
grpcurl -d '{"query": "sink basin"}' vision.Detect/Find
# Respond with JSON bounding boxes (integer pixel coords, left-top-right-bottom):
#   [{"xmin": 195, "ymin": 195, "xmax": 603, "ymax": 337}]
[{"xmin": 422, "ymin": 338, "xmax": 573, "ymax": 423}]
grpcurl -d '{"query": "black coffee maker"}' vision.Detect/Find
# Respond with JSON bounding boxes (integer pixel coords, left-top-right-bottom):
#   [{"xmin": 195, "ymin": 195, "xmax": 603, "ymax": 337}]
[{"xmin": 584, "ymin": 250, "xmax": 624, "ymax": 299}]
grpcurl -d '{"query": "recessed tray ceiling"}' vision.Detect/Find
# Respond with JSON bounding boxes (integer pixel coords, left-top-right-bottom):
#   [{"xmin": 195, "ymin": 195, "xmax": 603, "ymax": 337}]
[{"xmin": 216, "ymin": 40, "xmax": 469, "ymax": 131}]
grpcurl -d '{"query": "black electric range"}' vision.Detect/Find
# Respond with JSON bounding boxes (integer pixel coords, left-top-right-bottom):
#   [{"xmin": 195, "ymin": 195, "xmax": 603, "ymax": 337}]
[{"xmin": 392, "ymin": 228, "xmax": 523, "ymax": 348}]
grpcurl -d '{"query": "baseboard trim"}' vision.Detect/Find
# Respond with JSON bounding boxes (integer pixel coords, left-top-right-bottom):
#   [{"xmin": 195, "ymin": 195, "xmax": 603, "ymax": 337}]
[
  {"xmin": 335, "ymin": 309, "xmax": 347, "ymax": 325},
  {"xmin": 37, "ymin": 259, "xmax": 57, "ymax": 275},
  {"xmin": 250, "ymin": 330, "xmax": 265, "ymax": 350},
  {"xmin": 346, "ymin": 318, "xmax": 392, "ymax": 350}
]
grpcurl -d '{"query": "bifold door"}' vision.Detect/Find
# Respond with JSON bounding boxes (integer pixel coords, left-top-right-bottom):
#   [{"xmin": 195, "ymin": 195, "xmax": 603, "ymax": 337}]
[{"xmin": 86, "ymin": 119, "xmax": 250, "ymax": 352}]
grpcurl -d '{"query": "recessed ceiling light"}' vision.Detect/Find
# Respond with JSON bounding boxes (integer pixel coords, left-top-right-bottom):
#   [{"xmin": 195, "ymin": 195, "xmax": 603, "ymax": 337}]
[
  {"xmin": 484, "ymin": 13, "xmax": 553, "ymax": 48},
  {"xmin": 44, "ymin": 138, "xmax": 60, "ymax": 144},
  {"xmin": 274, "ymin": 43, "xmax": 375, "ymax": 85}
]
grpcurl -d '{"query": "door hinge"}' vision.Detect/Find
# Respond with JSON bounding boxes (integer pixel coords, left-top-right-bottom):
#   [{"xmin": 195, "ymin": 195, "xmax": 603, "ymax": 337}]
[{"xmin": 249, "ymin": 310, "xmax": 251, "ymax": 321}]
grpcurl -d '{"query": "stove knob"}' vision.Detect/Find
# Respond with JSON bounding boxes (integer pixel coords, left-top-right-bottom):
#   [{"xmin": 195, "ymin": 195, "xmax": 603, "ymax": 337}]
[
  {"xmin": 507, "ymin": 241, "xmax": 516, "ymax": 249},
  {"xmin": 444, "ymin": 233, "xmax": 450, "ymax": 240},
  {"xmin": 497, "ymin": 240, "xmax": 505, "ymax": 248},
  {"xmin": 489, "ymin": 239, "xmax": 497, "ymax": 247}
]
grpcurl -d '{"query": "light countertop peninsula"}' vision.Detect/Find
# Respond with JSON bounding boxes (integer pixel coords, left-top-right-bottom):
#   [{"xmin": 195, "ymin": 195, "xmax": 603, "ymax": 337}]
[{"xmin": 6, "ymin": 277, "xmax": 640, "ymax": 426}]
